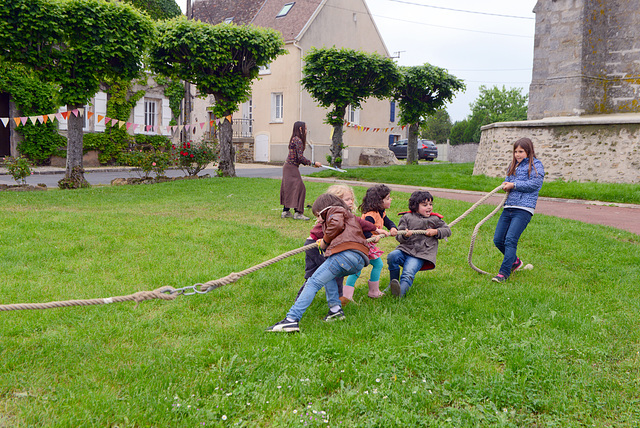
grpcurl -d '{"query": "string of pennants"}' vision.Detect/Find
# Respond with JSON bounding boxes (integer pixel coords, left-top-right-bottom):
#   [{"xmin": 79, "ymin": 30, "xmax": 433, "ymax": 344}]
[
  {"xmin": 344, "ymin": 121, "xmax": 406, "ymax": 133},
  {"xmin": 0, "ymin": 108, "xmax": 224, "ymax": 134}
]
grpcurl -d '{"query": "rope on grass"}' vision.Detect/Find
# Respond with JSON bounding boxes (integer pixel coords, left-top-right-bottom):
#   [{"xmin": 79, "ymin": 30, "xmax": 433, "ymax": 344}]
[{"xmin": 0, "ymin": 185, "xmax": 506, "ymax": 312}]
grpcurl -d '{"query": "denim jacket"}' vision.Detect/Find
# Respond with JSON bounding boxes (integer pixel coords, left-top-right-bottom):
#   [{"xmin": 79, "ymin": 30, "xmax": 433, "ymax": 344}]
[{"xmin": 504, "ymin": 157, "xmax": 545, "ymax": 210}]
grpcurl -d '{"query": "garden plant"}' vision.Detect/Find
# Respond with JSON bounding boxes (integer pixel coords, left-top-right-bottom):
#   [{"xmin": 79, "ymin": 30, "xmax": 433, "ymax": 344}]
[{"xmin": 1, "ymin": 178, "xmax": 638, "ymax": 426}]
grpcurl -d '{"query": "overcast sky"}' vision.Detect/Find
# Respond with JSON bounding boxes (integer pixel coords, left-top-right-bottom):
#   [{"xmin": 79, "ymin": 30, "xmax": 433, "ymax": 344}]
[{"xmin": 177, "ymin": 0, "xmax": 537, "ymax": 122}]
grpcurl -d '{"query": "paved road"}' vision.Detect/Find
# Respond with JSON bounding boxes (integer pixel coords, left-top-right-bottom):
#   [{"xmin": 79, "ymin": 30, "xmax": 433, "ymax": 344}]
[{"xmin": 2, "ymin": 163, "xmax": 639, "ymax": 235}]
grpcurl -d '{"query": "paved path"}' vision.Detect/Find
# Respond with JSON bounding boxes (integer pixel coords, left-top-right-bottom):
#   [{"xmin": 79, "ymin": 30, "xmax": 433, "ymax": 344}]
[{"xmin": 1, "ymin": 163, "xmax": 638, "ymax": 235}]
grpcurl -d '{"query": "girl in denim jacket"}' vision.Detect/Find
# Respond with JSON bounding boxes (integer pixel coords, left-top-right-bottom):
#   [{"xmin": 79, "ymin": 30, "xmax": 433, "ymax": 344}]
[{"xmin": 492, "ymin": 138, "xmax": 544, "ymax": 283}]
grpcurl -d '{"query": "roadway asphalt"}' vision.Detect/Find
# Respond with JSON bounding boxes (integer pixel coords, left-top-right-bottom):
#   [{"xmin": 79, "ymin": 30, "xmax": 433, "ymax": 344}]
[{"xmin": 2, "ymin": 163, "xmax": 639, "ymax": 235}]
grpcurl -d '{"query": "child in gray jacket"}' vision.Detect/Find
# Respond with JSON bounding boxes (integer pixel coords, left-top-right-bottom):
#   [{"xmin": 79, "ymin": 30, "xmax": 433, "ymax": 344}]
[{"xmin": 387, "ymin": 191, "xmax": 451, "ymax": 297}]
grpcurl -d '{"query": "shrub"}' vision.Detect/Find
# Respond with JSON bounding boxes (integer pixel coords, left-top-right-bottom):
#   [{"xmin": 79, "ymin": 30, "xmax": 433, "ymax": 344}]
[
  {"xmin": 83, "ymin": 131, "xmax": 133, "ymax": 165},
  {"xmin": 4, "ymin": 156, "xmax": 32, "ymax": 184},
  {"xmin": 134, "ymin": 134, "xmax": 172, "ymax": 151},
  {"xmin": 16, "ymin": 123, "xmax": 66, "ymax": 164},
  {"xmin": 120, "ymin": 149, "xmax": 172, "ymax": 179},
  {"xmin": 175, "ymin": 139, "xmax": 218, "ymax": 176}
]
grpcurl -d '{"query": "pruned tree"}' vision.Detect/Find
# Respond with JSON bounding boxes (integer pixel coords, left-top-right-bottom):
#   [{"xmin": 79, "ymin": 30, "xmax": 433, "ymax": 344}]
[
  {"xmin": 301, "ymin": 47, "xmax": 401, "ymax": 168},
  {"xmin": 149, "ymin": 18, "xmax": 286, "ymax": 177},
  {"xmin": 0, "ymin": 0, "xmax": 154, "ymax": 188},
  {"xmin": 393, "ymin": 64, "xmax": 465, "ymax": 164}
]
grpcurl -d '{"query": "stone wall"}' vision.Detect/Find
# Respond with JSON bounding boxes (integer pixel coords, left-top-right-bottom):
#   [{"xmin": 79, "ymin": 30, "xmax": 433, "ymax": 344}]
[{"xmin": 475, "ymin": 114, "xmax": 640, "ymax": 183}]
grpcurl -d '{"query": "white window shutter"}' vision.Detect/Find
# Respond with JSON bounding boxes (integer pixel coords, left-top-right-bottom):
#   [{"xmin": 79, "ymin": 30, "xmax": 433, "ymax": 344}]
[
  {"xmin": 58, "ymin": 106, "xmax": 67, "ymax": 131},
  {"xmin": 161, "ymin": 98, "xmax": 171, "ymax": 135},
  {"xmin": 133, "ymin": 98, "xmax": 145, "ymax": 134},
  {"xmin": 94, "ymin": 91, "xmax": 107, "ymax": 131}
]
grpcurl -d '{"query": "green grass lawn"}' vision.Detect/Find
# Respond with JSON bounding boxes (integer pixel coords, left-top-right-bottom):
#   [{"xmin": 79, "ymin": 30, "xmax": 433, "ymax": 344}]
[
  {"xmin": 309, "ymin": 162, "xmax": 640, "ymax": 205},
  {"xmin": 1, "ymin": 177, "xmax": 639, "ymax": 426}
]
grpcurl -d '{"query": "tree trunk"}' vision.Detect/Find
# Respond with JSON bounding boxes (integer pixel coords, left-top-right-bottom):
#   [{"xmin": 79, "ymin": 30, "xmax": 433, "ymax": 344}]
[
  {"xmin": 218, "ymin": 117, "xmax": 236, "ymax": 177},
  {"xmin": 406, "ymin": 123, "xmax": 420, "ymax": 165},
  {"xmin": 330, "ymin": 123, "xmax": 344, "ymax": 168},
  {"xmin": 59, "ymin": 104, "xmax": 90, "ymax": 189}
]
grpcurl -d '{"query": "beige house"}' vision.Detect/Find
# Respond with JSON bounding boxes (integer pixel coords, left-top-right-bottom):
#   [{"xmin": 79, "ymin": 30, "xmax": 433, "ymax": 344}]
[{"xmin": 191, "ymin": 0, "xmax": 402, "ymax": 165}]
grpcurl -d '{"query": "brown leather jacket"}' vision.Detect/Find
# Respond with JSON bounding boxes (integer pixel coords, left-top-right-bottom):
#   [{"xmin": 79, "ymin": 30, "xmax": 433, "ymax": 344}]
[{"xmin": 318, "ymin": 206, "xmax": 369, "ymax": 265}]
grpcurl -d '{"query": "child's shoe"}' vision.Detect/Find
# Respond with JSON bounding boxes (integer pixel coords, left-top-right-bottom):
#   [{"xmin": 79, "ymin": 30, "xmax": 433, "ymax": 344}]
[
  {"xmin": 389, "ymin": 279, "xmax": 401, "ymax": 297},
  {"xmin": 323, "ymin": 308, "xmax": 346, "ymax": 321},
  {"xmin": 492, "ymin": 274, "xmax": 507, "ymax": 283},
  {"xmin": 266, "ymin": 318, "xmax": 299, "ymax": 332},
  {"xmin": 367, "ymin": 280, "xmax": 385, "ymax": 298},
  {"xmin": 511, "ymin": 257, "xmax": 523, "ymax": 272}
]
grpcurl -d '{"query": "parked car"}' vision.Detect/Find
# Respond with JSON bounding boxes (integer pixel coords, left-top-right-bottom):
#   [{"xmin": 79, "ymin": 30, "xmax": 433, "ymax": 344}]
[{"xmin": 389, "ymin": 139, "xmax": 438, "ymax": 161}]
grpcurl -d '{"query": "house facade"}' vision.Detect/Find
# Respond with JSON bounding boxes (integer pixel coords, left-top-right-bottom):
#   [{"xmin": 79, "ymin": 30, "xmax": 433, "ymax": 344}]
[{"xmin": 191, "ymin": 0, "xmax": 402, "ymax": 165}]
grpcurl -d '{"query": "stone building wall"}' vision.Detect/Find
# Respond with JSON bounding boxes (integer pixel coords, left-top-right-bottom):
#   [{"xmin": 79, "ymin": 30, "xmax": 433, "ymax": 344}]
[
  {"xmin": 474, "ymin": 115, "xmax": 640, "ymax": 183},
  {"xmin": 529, "ymin": 0, "xmax": 640, "ymax": 120}
]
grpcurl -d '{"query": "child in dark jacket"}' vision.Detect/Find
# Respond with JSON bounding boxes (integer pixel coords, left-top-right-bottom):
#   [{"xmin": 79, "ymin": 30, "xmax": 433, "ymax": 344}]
[
  {"xmin": 386, "ymin": 191, "xmax": 451, "ymax": 298},
  {"xmin": 267, "ymin": 193, "xmax": 370, "ymax": 332}
]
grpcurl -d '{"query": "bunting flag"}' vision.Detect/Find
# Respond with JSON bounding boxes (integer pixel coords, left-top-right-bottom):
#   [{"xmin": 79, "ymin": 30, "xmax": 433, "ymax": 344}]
[
  {"xmin": 344, "ymin": 121, "xmax": 407, "ymax": 133},
  {"xmin": 87, "ymin": 111, "xmax": 94, "ymax": 120},
  {"xmin": 1, "ymin": 118, "xmax": 9, "ymax": 127}
]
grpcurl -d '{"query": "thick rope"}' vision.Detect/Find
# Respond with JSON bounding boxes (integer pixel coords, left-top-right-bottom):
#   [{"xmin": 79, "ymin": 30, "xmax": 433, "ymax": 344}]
[{"xmin": 0, "ymin": 185, "xmax": 507, "ymax": 311}]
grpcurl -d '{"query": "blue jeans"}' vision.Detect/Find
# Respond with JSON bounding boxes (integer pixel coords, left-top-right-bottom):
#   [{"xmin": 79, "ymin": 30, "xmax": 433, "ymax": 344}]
[
  {"xmin": 387, "ymin": 249, "xmax": 424, "ymax": 297},
  {"xmin": 287, "ymin": 250, "xmax": 366, "ymax": 321},
  {"xmin": 493, "ymin": 208, "xmax": 532, "ymax": 277}
]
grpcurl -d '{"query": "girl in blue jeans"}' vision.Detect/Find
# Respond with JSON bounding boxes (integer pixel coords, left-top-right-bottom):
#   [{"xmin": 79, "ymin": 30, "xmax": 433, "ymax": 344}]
[
  {"xmin": 492, "ymin": 137, "xmax": 545, "ymax": 283},
  {"xmin": 267, "ymin": 193, "xmax": 370, "ymax": 332}
]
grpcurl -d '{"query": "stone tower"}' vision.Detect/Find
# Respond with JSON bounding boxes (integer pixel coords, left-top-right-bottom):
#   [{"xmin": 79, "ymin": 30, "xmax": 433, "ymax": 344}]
[{"xmin": 528, "ymin": 0, "xmax": 640, "ymax": 120}]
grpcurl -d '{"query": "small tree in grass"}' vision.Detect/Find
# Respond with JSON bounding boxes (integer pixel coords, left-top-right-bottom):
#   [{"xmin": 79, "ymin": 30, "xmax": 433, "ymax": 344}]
[
  {"xmin": 301, "ymin": 47, "xmax": 401, "ymax": 168},
  {"xmin": 149, "ymin": 18, "xmax": 286, "ymax": 177},
  {"xmin": 0, "ymin": 0, "xmax": 154, "ymax": 188},
  {"xmin": 393, "ymin": 64, "xmax": 465, "ymax": 164}
]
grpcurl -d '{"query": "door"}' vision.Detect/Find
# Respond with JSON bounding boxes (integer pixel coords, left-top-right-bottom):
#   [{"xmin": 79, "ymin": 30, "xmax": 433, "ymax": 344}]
[
  {"xmin": 0, "ymin": 93, "xmax": 10, "ymax": 156},
  {"xmin": 254, "ymin": 133, "xmax": 269, "ymax": 162}
]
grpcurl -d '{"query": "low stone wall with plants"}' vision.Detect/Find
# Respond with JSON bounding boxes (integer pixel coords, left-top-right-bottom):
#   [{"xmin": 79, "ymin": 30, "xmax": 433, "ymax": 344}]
[{"xmin": 475, "ymin": 115, "xmax": 640, "ymax": 183}]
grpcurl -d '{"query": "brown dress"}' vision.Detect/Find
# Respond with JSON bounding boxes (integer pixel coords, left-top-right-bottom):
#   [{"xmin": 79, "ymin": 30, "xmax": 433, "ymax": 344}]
[{"xmin": 280, "ymin": 136, "xmax": 312, "ymax": 213}]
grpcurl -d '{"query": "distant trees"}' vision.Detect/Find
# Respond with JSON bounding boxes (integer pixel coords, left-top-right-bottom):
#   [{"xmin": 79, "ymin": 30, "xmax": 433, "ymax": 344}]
[
  {"xmin": 420, "ymin": 109, "xmax": 452, "ymax": 144},
  {"xmin": 451, "ymin": 85, "xmax": 528, "ymax": 144}
]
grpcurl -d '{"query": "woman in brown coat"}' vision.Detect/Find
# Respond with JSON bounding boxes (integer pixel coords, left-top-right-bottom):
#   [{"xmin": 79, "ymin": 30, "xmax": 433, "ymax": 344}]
[{"xmin": 280, "ymin": 121, "xmax": 321, "ymax": 220}]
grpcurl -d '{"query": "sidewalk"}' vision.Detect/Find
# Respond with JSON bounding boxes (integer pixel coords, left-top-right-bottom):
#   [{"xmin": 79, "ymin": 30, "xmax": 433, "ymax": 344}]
[{"xmin": 2, "ymin": 164, "xmax": 638, "ymax": 235}]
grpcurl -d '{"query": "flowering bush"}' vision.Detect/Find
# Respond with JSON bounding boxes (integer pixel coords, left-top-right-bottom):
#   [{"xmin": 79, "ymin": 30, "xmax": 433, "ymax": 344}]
[
  {"xmin": 120, "ymin": 149, "xmax": 172, "ymax": 179},
  {"xmin": 175, "ymin": 139, "xmax": 218, "ymax": 176},
  {"xmin": 4, "ymin": 156, "xmax": 32, "ymax": 184}
]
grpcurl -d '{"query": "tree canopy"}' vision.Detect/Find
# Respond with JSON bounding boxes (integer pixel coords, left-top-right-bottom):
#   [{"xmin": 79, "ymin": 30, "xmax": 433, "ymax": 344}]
[
  {"xmin": 420, "ymin": 109, "xmax": 452, "ymax": 144},
  {"xmin": 466, "ymin": 85, "xmax": 528, "ymax": 142},
  {"xmin": 0, "ymin": 0, "xmax": 155, "ymax": 187},
  {"xmin": 301, "ymin": 47, "xmax": 401, "ymax": 167},
  {"xmin": 149, "ymin": 18, "xmax": 286, "ymax": 177},
  {"xmin": 125, "ymin": 0, "xmax": 181, "ymax": 20},
  {"xmin": 393, "ymin": 64, "xmax": 464, "ymax": 163}
]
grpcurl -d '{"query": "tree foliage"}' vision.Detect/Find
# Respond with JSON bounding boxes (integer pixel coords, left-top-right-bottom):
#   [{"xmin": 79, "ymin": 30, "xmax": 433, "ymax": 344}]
[
  {"xmin": 302, "ymin": 47, "xmax": 401, "ymax": 168},
  {"xmin": 0, "ymin": 0, "xmax": 154, "ymax": 187},
  {"xmin": 466, "ymin": 85, "xmax": 528, "ymax": 142},
  {"xmin": 420, "ymin": 109, "xmax": 452, "ymax": 144},
  {"xmin": 393, "ymin": 64, "xmax": 464, "ymax": 164},
  {"xmin": 124, "ymin": 0, "xmax": 181, "ymax": 21},
  {"xmin": 149, "ymin": 18, "xmax": 286, "ymax": 177}
]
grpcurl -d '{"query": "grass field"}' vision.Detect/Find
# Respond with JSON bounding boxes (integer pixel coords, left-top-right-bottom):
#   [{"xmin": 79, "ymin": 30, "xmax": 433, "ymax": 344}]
[
  {"xmin": 308, "ymin": 162, "xmax": 640, "ymax": 205},
  {"xmin": 1, "ymin": 177, "xmax": 639, "ymax": 426}
]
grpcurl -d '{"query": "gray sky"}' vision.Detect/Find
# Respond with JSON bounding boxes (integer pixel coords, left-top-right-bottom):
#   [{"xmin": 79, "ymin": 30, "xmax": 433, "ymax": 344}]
[{"xmin": 178, "ymin": 0, "xmax": 537, "ymax": 122}]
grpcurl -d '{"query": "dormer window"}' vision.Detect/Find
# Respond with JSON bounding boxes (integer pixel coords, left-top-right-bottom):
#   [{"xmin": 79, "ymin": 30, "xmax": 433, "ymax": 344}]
[
  {"xmin": 276, "ymin": 2, "xmax": 294, "ymax": 17},
  {"xmin": 224, "ymin": 17, "xmax": 233, "ymax": 23}
]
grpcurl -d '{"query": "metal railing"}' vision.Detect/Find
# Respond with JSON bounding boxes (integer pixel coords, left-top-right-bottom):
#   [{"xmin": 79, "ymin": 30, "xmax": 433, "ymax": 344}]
[{"xmin": 232, "ymin": 118, "xmax": 253, "ymax": 138}]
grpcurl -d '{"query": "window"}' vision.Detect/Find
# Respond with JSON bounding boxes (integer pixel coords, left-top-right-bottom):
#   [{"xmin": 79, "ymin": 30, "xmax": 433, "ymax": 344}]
[
  {"xmin": 390, "ymin": 101, "xmax": 396, "ymax": 123},
  {"xmin": 259, "ymin": 63, "xmax": 271, "ymax": 75},
  {"xmin": 348, "ymin": 104, "xmax": 360, "ymax": 124},
  {"xmin": 144, "ymin": 99, "xmax": 159, "ymax": 130},
  {"xmin": 271, "ymin": 93, "xmax": 283, "ymax": 122},
  {"xmin": 277, "ymin": 2, "xmax": 295, "ymax": 17}
]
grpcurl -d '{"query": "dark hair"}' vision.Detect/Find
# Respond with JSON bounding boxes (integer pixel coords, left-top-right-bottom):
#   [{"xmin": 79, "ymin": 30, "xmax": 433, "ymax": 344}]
[
  {"xmin": 312, "ymin": 193, "xmax": 349, "ymax": 217},
  {"xmin": 359, "ymin": 184, "xmax": 391, "ymax": 213},
  {"xmin": 506, "ymin": 137, "xmax": 539, "ymax": 177},
  {"xmin": 408, "ymin": 191, "xmax": 433, "ymax": 213},
  {"xmin": 290, "ymin": 121, "xmax": 307, "ymax": 150}
]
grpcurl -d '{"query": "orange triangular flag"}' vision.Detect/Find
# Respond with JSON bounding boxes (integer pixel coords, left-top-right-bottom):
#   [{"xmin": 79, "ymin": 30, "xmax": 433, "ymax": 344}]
[
  {"xmin": 97, "ymin": 115, "xmax": 104, "ymax": 123},
  {"xmin": 42, "ymin": 115, "xmax": 49, "ymax": 124},
  {"xmin": 14, "ymin": 117, "xmax": 21, "ymax": 126},
  {"xmin": 87, "ymin": 111, "xmax": 94, "ymax": 120}
]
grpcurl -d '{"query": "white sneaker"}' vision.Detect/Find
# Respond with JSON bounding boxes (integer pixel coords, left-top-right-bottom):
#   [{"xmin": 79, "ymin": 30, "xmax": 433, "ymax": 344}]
[{"xmin": 281, "ymin": 211, "xmax": 293, "ymax": 219}]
